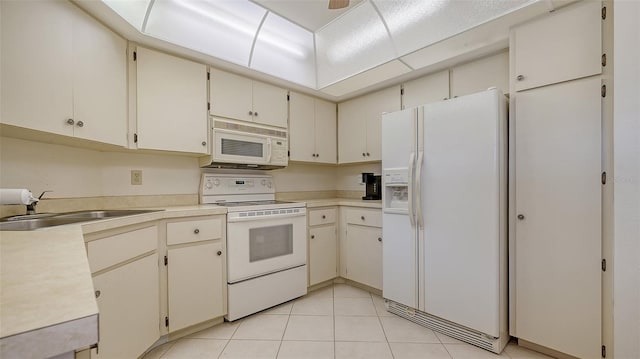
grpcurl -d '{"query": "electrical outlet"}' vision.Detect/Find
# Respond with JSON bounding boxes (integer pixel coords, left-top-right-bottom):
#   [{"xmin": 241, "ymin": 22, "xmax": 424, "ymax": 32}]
[{"xmin": 131, "ymin": 170, "xmax": 142, "ymax": 185}]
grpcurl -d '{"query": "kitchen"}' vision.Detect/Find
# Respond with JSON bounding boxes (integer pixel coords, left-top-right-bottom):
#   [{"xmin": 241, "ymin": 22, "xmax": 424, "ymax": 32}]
[{"xmin": 0, "ymin": 0, "xmax": 638, "ymax": 359}]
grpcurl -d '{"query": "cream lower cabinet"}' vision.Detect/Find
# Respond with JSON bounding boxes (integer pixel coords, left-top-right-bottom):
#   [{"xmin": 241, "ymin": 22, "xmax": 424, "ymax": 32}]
[
  {"xmin": 308, "ymin": 207, "xmax": 338, "ymax": 286},
  {"xmin": 86, "ymin": 225, "xmax": 160, "ymax": 359},
  {"xmin": 166, "ymin": 216, "xmax": 226, "ymax": 332},
  {"xmin": 340, "ymin": 207, "xmax": 383, "ymax": 290}
]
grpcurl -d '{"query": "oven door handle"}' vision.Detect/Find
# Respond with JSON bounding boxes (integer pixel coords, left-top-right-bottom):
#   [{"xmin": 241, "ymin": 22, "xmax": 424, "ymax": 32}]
[{"xmin": 227, "ymin": 212, "xmax": 306, "ymax": 223}]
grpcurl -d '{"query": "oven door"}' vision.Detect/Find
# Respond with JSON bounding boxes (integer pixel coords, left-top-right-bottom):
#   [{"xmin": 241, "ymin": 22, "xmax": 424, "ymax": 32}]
[
  {"xmin": 213, "ymin": 129, "xmax": 270, "ymax": 165},
  {"xmin": 226, "ymin": 209, "xmax": 307, "ymax": 283}
]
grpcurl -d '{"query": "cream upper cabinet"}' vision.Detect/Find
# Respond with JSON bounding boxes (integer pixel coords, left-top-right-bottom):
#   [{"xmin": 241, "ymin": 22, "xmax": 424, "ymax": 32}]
[
  {"xmin": 402, "ymin": 70, "xmax": 450, "ymax": 109},
  {"xmin": 136, "ymin": 47, "xmax": 209, "ymax": 154},
  {"xmin": 338, "ymin": 86, "xmax": 401, "ymax": 164},
  {"xmin": 209, "ymin": 68, "xmax": 288, "ymax": 128},
  {"xmin": 1, "ymin": 0, "xmax": 127, "ymax": 147},
  {"xmin": 289, "ymin": 92, "xmax": 337, "ymax": 164},
  {"xmin": 451, "ymin": 51, "xmax": 509, "ymax": 97},
  {"xmin": 511, "ymin": 1, "xmax": 602, "ymax": 92}
]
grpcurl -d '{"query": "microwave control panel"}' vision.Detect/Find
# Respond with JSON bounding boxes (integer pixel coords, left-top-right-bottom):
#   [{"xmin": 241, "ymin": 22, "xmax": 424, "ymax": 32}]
[{"xmin": 270, "ymin": 139, "xmax": 288, "ymax": 165}]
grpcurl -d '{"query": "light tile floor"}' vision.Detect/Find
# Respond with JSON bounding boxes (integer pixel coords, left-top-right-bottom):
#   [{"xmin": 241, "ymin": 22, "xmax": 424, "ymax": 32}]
[{"xmin": 143, "ymin": 283, "xmax": 555, "ymax": 359}]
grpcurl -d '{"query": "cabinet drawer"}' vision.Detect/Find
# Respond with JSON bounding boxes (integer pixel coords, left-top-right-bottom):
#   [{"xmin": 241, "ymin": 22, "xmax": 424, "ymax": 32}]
[
  {"xmin": 309, "ymin": 208, "xmax": 337, "ymax": 226},
  {"xmin": 167, "ymin": 216, "xmax": 223, "ymax": 245},
  {"xmin": 345, "ymin": 208, "xmax": 382, "ymax": 227},
  {"xmin": 87, "ymin": 225, "xmax": 157, "ymax": 273}
]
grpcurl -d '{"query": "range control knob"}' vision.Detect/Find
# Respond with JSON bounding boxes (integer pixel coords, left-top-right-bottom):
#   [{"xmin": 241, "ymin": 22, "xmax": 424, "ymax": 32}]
[
  {"xmin": 205, "ymin": 180, "xmax": 213, "ymax": 189},
  {"xmin": 213, "ymin": 179, "xmax": 220, "ymax": 186},
  {"xmin": 266, "ymin": 181, "xmax": 272, "ymax": 189},
  {"xmin": 261, "ymin": 179, "xmax": 266, "ymax": 186}
]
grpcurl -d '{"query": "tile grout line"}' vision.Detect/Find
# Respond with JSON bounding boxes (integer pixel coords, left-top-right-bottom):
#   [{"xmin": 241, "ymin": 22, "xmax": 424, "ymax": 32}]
[
  {"xmin": 215, "ymin": 321, "xmax": 243, "ymax": 359},
  {"xmin": 372, "ymin": 291, "xmax": 395, "ymax": 359}
]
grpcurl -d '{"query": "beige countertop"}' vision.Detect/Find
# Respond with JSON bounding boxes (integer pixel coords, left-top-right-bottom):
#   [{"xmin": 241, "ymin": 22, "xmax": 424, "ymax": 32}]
[
  {"xmin": 0, "ymin": 227, "xmax": 98, "ymax": 358},
  {"xmin": 297, "ymin": 198, "xmax": 382, "ymax": 209}
]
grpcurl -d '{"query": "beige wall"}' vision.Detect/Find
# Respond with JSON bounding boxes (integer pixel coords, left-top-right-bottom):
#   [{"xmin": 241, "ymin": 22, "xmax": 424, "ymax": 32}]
[
  {"xmin": 0, "ymin": 137, "xmax": 384, "ymax": 199},
  {"xmin": 0, "ymin": 137, "xmax": 200, "ymax": 198}
]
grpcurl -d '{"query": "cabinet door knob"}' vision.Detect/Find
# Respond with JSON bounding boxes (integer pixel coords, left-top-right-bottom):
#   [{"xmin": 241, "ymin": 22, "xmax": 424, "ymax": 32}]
[
  {"xmin": 217, "ymin": 251, "xmax": 222, "ymax": 256},
  {"xmin": 517, "ymin": 75, "xmax": 525, "ymax": 81},
  {"xmin": 316, "ymin": 153, "xmax": 319, "ymax": 157},
  {"xmin": 194, "ymin": 228, "xmax": 200, "ymax": 234},
  {"xmin": 66, "ymin": 118, "xmax": 74, "ymax": 125},
  {"xmin": 361, "ymin": 216, "xmax": 365, "ymax": 220},
  {"xmin": 378, "ymin": 237, "xmax": 382, "ymax": 242},
  {"xmin": 366, "ymin": 152, "xmax": 370, "ymax": 156},
  {"xmin": 249, "ymin": 111, "xmax": 253, "ymax": 116},
  {"xmin": 95, "ymin": 290, "xmax": 101, "ymax": 298},
  {"xmin": 517, "ymin": 214, "xmax": 525, "ymax": 220},
  {"xmin": 362, "ymin": 153, "xmax": 366, "ymax": 157},
  {"xmin": 311, "ymin": 235, "xmax": 315, "ymax": 239},
  {"xmin": 322, "ymin": 215, "xmax": 326, "ymax": 219},
  {"xmin": 254, "ymin": 111, "xmax": 258, "ymax": 116},
  {"xmin": 202, "ymin": 141, "xmax": 207, "ymax": 146},
  {"xmin": 76, "ymin": 120, "xmax": 84, "ymax": 128}
]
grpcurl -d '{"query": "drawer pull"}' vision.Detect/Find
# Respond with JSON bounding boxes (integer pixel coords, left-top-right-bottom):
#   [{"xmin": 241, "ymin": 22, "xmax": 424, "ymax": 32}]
[
  {"xmin": 95, "ymin": 290, "xmax": 101, "ymax": 298},
  {"xmin": 322, "ymin": 215, "xmax": 326, "ymax": 219},
  {"xmin": 378, "ymin": 237, "xmax": 382, "ymax": 242},
  {"xmin": 217, "ymin": 251, "xmax": 222, "ymax": 256},
  {"xmin": 361, "ymin": 216, "xmax": 365, "ymax": 220},
  {"xmin": 311, "ymin": 235, "xmax": 315, "ymax": 239},
  {"xmin": 194, "ymin": 228, "xmax": 200, "ymax": 234}
]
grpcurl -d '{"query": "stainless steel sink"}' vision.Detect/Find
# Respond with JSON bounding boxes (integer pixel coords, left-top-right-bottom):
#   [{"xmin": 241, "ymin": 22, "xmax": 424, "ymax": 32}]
[
  {"xmin": 0, "ymin": 209, "xmax": 163, "ymax": 231},
  {"xmin": 54, "ymin": 209, "xmax": 162, "ymax": 219}
]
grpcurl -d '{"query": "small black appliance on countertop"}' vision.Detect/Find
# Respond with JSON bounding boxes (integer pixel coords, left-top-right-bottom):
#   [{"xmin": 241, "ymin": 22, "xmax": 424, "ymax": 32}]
[{"xmin": 362, "ymin": 173, "xmax": 382, "ymax": 200}]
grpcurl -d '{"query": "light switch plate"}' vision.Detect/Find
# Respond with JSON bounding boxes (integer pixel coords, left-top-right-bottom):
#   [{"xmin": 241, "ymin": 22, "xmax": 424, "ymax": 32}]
[{"xmin": 131, "ymin": 170, "xmax": 142, "ymax": 185}]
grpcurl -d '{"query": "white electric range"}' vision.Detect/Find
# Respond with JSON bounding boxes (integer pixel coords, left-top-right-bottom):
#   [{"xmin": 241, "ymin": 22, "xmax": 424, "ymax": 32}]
[{"xmin": 200, "ymin": 173, "xmax": 307, "ymax": 321}]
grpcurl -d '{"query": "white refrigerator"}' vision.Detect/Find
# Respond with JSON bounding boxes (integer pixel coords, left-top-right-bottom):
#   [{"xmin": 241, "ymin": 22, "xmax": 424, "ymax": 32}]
[{"xmin": 381, "ymin": 89, "xmax": 508, "ymax": 353}]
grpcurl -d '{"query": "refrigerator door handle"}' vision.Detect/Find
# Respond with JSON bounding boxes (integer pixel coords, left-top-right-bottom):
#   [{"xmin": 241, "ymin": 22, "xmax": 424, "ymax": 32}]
[
  {"xmin": 408, "ymin": 152, "xmax": 416, "ymax": 226},
  {"xmin": 416, "ymin": 151, "xmax": 424, "ymax": 229}
]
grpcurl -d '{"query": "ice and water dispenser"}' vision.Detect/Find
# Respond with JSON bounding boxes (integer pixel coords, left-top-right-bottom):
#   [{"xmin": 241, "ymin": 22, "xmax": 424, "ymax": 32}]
[{"xmin": 383, "ymin": 169, "xmax": 409, "ymax": 211}]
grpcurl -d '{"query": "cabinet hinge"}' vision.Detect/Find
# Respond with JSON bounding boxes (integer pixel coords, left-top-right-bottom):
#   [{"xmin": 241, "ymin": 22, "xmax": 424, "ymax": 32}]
[
  {"xmin": 602, "ymin": 259, "xmax": 607, "ymax": 272},
  {"xmin": 133, "ymin": 133, "xmax": 138, "ymax": 143},
  {"xmin": 208, "ymin": 102, "xmax": 211, "ymax": 111},
  {"xmin": 207, "ymin": 72, "xmax": 210, "ymax": 80},
  {"xmin": 133, "ymin": 51, "xmax": 137, "ymax": 61},
  {"xmin": 601, "ymin": 85, "xmax": 607, "ymax": 98},
  {"xmin": 165, "ymin": 316, "xmax": 169, "ymax": 328},
  {"xmin": 400, "ymin": 88, "xmax": 404, "ymax": 95},
  {"xmin": 602, "ymin": 171, "xmax": 607, "ymax": 185},
  {"xmin": 602, "ymin": 6, "xmax": 606, "ymax": 20},
  {"xmin": 602, "ymin": 53, "xmax": 607, "ymax": 67},
  {"xmin": 164, "ymin": 255, "xmax": 168, "ymax": 266},
  {"xmin": 287, "ymin": 150, "xmax": 290, "ymax": 157},
  {"xmin": 602, "ymin": 345, "xmax": 606, "ymax": 358},
  {"xmin": 287, "ymin": 94, "xmax": 290, "ymax": 101}
]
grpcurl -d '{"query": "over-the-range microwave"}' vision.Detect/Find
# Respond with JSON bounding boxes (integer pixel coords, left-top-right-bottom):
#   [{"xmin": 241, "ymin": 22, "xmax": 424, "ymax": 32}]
[{"xmin": 199, "ymin": 118, "xmax": 288, "ymax": 170}]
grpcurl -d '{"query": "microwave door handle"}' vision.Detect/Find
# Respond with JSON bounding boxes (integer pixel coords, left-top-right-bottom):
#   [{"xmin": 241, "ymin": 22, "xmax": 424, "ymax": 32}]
[{"xmin": 266, "ymin": 138, "xmax": 272, "ymax": 163}]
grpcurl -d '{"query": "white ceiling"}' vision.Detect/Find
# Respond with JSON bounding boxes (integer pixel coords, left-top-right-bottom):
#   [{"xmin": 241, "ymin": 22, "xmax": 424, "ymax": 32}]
[
  {"xmin": 75, "ymin": 0, "xmax": 566, "ymax": 101},
  {"xmin": 252, "ymin": 0, "xmax": 365, "ymax": 31}
]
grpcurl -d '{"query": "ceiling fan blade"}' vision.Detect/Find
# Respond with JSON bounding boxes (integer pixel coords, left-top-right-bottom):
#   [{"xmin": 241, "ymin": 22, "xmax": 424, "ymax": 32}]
[{"xmin": 328, "ymin": 0, "xmax": 349, "ymax": 10}]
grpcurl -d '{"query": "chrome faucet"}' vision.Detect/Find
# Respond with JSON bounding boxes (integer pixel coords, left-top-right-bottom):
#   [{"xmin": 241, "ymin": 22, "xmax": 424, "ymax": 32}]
[{"xmin": 26, "ymin": 191, "xmax": 51, "ymax": 215}]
